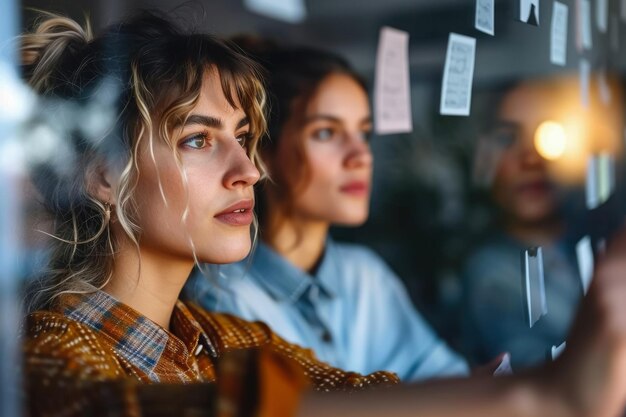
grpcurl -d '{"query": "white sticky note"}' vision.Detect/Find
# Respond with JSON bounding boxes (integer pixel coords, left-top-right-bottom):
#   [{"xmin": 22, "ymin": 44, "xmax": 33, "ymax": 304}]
[
  {"xmin": 520, "ymin": 0, "xmax": 540, "ymax": 25},
  {"xmin": 244, "ymin": 0, "xmax": 306, "ymax": 23},
  {"xmin": 598, "ymin": 153, "xmax": 615, "ymax": 203},
  {"xmin": 522, "ymin": 247, "xmax": 547, "ymax": 328},
  {"xmin": 551, "ymin": 342, "xmax": 566, "ymax": 360},
  {"xmin": 475, "ymin": 0, "xmax": 495, "ymax": 35},
  {"xmin": 586, "ymin": 155, "xmax": 598, "ymax": 209},
  {"xmin": 579, "ymin": 59, "xmax": 590, "ymax": 108},
  {"xmin": 596, "ymin": 0, "xmax": 608, "ymax": 33},
  {"xmin": 440, "ymin": 33, "xmax": 476, "ymax": 117},
  {"xmin": 374, "ymin": 27, "xmax": 413, "ymax": 135},
  {"xmin": 576, "ymin": 236, "xmax": 594, "ymax": 294},
  {"xmin": 586, "ymin": 153, "xmax": 615, "ymax": 209},
  {"xmin": 550, "ymin": 2, "xmax": 568, "ymax": 66},
  {"xmin": 577, "ymin": 0, "xmax": 593, "ymax": 50}
]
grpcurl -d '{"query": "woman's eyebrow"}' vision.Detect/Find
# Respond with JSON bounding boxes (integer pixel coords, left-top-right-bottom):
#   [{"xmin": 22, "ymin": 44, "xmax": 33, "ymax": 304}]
[
  {"xmin": 303, "ymin": 114, "xmax": 372, "ymax": 126},
  {"xmin": 303, "ymin": 114, "xmax": 341, "ymax": 124},
  {"xmin": 236, "ymin": 116, "xmax": 250, "ymax": 129},
  {"xmin": 182, "ymin": 114, "xmax": 223, "ymax": 128},
  {"xmin": 178, "ymin": 115, "xmax": 249, "ymax": 130}
]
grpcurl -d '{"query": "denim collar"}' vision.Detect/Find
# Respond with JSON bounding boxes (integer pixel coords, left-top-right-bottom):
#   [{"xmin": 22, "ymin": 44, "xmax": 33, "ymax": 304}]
[{"xmin": 246, "ymin": 238, "xmax": 339, "ymax": 303}]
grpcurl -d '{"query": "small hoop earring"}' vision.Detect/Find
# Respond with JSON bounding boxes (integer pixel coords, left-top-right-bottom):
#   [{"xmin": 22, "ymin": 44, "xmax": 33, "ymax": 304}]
[{"xmin": 104, "ymin": 202, "xmax": 111, "ymax": 223}]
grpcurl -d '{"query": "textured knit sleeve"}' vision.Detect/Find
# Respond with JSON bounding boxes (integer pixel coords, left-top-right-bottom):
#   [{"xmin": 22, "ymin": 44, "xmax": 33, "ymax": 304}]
[
  {"xmin": 187, "ymin": 305, "xmax": 401, "ymax": 393},
  {"xmin": 24, "ymin": 313, "xmax": 222, "ymax": 417},
  {"xmin": 23, "ymin": 312, "xmax": 142, "ymax": 417}
]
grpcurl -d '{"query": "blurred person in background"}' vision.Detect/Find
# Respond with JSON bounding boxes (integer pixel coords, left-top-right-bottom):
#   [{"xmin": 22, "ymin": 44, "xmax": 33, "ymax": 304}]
[{"xmin": 462, "ymin": 76, "xmax": 622, "ymax": 369}]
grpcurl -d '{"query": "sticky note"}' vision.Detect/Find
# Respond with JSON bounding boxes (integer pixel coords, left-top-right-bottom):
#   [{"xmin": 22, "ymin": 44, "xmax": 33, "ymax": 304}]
[
  {"xmin": 596, "ymin": 0, "xmax": 608, "ymax": 33},
  {"xmin": 576, "ymin": 236, "xmax": 594, "ymax": 294},
  {"xmin": 586, "ymin": 153, "xmax": 615, "ymax": 209},
  {"xmin": 519, "ymin": 0, "xmax": 540, "ymax": 26},
  {"xmin": 577, "ymin": 0, "xmax": 593, "ymax": 50},
  {"xmin": 244, "ymin": 0, "xmax": 306, "ymax": 23},
  {"xmin": 374, "ymin": 27, "xmax": 413, "ymax": 134},
  {"xmin": 440, "ymin": 33, "xmax": 476, "ymax": 116},
  {"xmin": 550, "ymin": 2, "xmax": 568, "ymax": 66},
  {"xmin": 551, "ymin": 342, "xmax": 566, "ymax": 360},
  {"xmin": 475, "ymin": 0, "xmax": 495, "ymax": 35},
  {"xmin": 522, "ymin": 247, "xmax": 547, "ymax": 328}
]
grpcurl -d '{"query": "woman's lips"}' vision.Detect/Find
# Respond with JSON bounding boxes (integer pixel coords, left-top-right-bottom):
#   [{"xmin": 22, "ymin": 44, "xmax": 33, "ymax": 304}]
[
  {"xmin": 516, "ymin": 180, "xmax": 552, "ymax": 196},
  {"xmin": 215, "ymin": 199, "xmax": 254, "ymax": 226},
  {"xmin": 339, "ymin": 181, "xmax": 369, "ymax": 197}
]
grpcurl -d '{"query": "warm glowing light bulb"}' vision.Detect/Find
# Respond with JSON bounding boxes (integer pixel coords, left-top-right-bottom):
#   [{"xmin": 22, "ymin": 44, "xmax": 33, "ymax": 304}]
[{"xmin": 534, "ymin": 120, "xmax": 567, "ymax": 160}]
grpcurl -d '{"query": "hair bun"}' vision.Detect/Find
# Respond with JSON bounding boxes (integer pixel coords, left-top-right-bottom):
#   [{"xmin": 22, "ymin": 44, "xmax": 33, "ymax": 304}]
[{"xmin": 21, "ymin": 13, "xmax": 93, "ymax": 92}]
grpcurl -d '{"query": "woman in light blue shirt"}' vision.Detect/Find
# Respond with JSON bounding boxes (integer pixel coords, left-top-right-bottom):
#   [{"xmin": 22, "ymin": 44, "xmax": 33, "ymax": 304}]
[{"xmin": 186, "ymin": 41, "xmax": 469, "ymax": 381}]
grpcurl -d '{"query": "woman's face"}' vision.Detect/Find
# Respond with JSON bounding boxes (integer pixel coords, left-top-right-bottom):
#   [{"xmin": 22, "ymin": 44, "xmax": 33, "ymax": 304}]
[
  {"xmin": 131, "ymin": 69, "xmax": 260, "ymax": 264},
  {"xmin": 491, "ymin": 83, "xmax": 560, "ymax": 225},
  {"xmin": 276, "ymin": 73, "xmax": 373, "ymax": 226}
]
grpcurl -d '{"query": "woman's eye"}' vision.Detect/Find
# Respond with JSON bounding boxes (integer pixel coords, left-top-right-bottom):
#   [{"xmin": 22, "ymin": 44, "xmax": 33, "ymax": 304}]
[
  {"xmin": 236, "ymin": 132, "xmax": 251, "ymax": 148},
  {"xmin": 181, "ymin": 134, "xmax": 208, "ymax": 149},
  {"xmin": 494, "ymin": 131, "xmax": 516, "ymax": 149},
  {"xmin": 312, "ymin": 127, "xmax": 335, "ymax": 141},
  {"xmin": 360, "ymin": 130, "xmax": 373, "ymax": 142}
]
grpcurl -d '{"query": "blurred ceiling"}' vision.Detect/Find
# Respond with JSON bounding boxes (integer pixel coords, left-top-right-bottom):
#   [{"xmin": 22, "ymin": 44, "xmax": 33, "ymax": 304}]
[{"xmin": 20, "ymin": 0, "xmax": 624, "ymax": 86}]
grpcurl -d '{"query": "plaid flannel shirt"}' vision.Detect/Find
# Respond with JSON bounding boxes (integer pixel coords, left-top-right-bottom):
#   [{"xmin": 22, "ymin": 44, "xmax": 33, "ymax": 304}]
[{"xmin": 24, "ymin": 290, "xmax": 399, "ymax": 416}]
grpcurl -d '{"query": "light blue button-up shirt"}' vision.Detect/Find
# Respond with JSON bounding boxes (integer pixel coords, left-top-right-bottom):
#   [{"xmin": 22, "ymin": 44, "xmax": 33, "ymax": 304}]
[{"xmin": 185, "ymin": 239, "xmax": 469, "ymax": 381}]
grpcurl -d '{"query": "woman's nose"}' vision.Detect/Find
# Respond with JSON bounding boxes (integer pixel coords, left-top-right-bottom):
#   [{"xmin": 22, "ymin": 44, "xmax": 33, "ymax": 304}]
[
  {"xmin": 223, "ymin": 144, "xmax": 261, "ymax": 189},
  {"xmin": 344, "ymin": 133, "xmax": 373, "ymax": 169}
]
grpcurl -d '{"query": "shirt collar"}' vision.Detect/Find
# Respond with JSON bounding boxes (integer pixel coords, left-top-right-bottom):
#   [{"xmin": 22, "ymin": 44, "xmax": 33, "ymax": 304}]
[
  {"xmin": 55, "ymin": 290, "xmax": 215, "ymax": 377},
  {"xmin": 314, "ymin": 238, "xmax": 341, "ymax": 297},
  {"xmin": 247, "ymin": 239, "xmax": 337, "ymax": 303},
  {"xmin": 171, "ymin": 299, "xmax": 218, "ymax": 358}
]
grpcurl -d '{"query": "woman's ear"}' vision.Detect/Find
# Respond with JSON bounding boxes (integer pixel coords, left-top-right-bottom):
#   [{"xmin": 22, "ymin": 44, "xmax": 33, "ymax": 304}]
[{"xmin": 87, "ymin": 160, "xmax": 118, "ymax": 205}]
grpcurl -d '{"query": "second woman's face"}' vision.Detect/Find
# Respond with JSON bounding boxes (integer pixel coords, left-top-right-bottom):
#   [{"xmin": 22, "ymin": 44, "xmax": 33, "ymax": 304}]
[
  {"xmin": 131, "ymin": 69, "xmax": 260, "ymax": 264},
  {"xmin": 278, "ymin": 73, "xmax": 373, "ymax": 226}
]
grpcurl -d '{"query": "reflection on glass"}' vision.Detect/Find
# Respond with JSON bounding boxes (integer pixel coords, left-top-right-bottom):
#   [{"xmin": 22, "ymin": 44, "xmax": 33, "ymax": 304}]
[
  {"xmin": 575, "ymin": 235, "xmax": 594, "ymax": 294},
  {"xmin": 585, "ymin": 153, "xmax": 615, "ymax": 209},
  {"xmin": 522, "ymin": 246, "xmax": 547, "ymax": 328},
  {"xmin": 534, "ymin": 120, "xmax": 567, "ymax": 161},
  {"xmin": 0, "ymin": 1, "xmax": 24, "ymax": 415},
  {"xmin": 551, "ymin": 341, "xmax": 566, "ymax": 360}
]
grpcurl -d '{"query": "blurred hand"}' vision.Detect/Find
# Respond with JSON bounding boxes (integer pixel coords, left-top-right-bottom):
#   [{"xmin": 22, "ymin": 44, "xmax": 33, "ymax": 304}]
[{"xmin": 551, "ymin": 228, "xmax": 626, "ymax": 417}]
